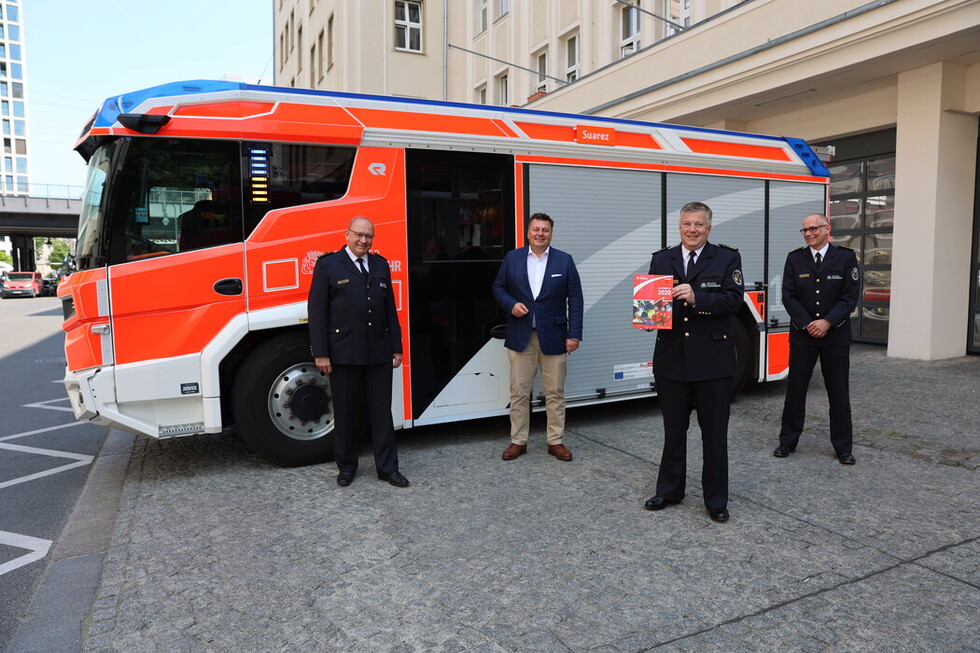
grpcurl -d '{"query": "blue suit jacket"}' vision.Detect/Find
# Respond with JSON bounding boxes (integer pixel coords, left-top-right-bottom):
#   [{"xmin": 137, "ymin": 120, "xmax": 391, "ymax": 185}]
[{"xmin": 492, "ymin": 246, "xmax": 584, "ymax": 355}]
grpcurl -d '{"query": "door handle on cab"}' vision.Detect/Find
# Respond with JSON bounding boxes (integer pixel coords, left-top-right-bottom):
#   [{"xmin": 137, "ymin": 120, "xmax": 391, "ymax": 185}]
[{"xmin": 213, "ymin": 278, "xmax": 243, "ymax": 296}]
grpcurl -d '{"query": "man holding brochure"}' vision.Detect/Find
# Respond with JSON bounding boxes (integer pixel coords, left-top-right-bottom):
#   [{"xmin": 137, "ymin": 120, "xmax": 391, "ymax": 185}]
[{"xmin": 643, "ymin": 202, "xmax": 744, "ymax": 523}]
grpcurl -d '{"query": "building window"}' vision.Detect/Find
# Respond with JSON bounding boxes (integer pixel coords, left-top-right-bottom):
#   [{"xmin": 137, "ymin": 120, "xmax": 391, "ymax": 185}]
[
  {"xmin": 310, "ymin": 45, "xmax": 316, "ymax": 87},
  {"xmin": 497, "ymin": 73, "xmax": 508, "ymax": 106},
  {"xmin": 317, "ymin": 30, "xmax": 325, "ymax": 80},
  {"xmin": 327, "ymin": 15, "xmax": 334, "ymax": 69},
  {"xmin": 297, "ymin": 26, "xmax": 304, "ymax": 73},
  {"xmin": 565, "ymin": 34, "xmax": 579, "ymax": 82},
  {"xmin": 395, "ymin": 0, "xmax": 423, "ymax": 52},
  {"xmin": 477, "ymin": 85, "xmax": 487, "ymax": 104},
  {"xmin": 621, "ymin": 1, "xmax": 641, "ymax": 57},
  {"xmin": 477, "ymin": 0, "xmax": 487, "ymax": 33},
  {"xmin": 496, "ymin": 0, "xmax": 509, "ymax": 19},
  {"xmin": 827, "ymin": 155, "xmax": 895, "ymax": 343},
  {"xmin": 536, "ymin": 51, "xmax": 548, "ymax": 93}
]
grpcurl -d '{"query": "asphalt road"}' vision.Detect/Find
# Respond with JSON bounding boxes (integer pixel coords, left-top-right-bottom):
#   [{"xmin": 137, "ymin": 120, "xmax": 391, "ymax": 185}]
[{"xmin": 0, "ymin": 296, "xmax": 108, "ymax": 652}]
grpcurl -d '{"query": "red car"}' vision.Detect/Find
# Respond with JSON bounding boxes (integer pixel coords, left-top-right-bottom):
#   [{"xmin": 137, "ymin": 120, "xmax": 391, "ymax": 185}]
[{"xmin": 1, "ymin": 271, "xmax": 43, "ymax": 298}]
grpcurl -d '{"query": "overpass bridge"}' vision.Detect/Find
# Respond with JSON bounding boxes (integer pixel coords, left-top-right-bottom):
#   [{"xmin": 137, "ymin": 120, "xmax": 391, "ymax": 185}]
[{"xmin": 0, "ymin": 189, "xmax": 81, "ymax": 271}]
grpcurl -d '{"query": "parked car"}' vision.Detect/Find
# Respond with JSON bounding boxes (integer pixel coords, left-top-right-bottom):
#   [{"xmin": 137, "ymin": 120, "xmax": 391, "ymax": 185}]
[
  {"xmin": 1, "ymin": 271, "xmax": 43, "ymax": 298},
  {"xmin": 42, "ymin": 276, "xmax": 59, "ymax": 296}
]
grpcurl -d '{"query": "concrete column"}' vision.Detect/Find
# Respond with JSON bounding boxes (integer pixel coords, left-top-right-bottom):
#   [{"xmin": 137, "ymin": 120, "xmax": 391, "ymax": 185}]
[{"xmin": 888, "ymin": 62, "xmax": 978, "ymax": 360}]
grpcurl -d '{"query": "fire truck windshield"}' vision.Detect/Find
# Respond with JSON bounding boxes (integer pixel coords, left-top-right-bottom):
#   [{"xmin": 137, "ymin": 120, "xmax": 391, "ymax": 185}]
[
  {"xmin": 74, "ymin": 140, "xmax": 116, "ymax": 270},
  {"xmin": 74, "ymin": 137, "xmax": 243, "ymax": 270},
  {"xmin": 73, "ymin": 137, "xmax": 358, "ymax": 271}
]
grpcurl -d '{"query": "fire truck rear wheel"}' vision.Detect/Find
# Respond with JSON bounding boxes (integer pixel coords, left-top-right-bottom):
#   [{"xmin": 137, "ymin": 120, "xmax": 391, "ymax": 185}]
[
  {"xmin": 732, "ymin": 317, "xmax": 752, "ymax": 396},
  {"xmin": 233, "ymin": 332, "xmax": 334, "ymax": 466}
]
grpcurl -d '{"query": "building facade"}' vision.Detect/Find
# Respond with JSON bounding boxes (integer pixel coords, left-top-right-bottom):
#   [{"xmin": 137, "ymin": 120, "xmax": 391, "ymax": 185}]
[
  {"xmin": 0, "ymin": 0, "xmax": 26, "ymax": 196},
  {"xmin": 273, "ymin": 0, "xmax": 980, "ymax": 359}
]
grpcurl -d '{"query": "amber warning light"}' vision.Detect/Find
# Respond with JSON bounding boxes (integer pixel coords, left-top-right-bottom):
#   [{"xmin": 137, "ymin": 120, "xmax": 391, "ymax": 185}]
[{"xmin": 575, "ymin": 125, "xmax": 616, "ymax": 145}]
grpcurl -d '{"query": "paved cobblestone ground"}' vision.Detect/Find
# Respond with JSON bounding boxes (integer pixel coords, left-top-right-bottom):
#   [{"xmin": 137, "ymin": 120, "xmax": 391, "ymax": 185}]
[{"xmin": 78, "ymin": 345, "xmax": 978, "ymax": 651}]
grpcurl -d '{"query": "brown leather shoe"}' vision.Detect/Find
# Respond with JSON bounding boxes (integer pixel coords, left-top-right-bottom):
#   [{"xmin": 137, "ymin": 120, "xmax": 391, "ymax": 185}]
[
  {"xmin": 501, "ymin": 443, "xmax": 527, "ymax": 460},
  {"xmin": 547, "ymin": 443, "xmax": 573, "ymax": 461}
]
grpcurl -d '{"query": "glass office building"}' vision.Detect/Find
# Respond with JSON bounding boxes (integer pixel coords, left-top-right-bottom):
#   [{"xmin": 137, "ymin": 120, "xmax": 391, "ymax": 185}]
[{"xmin": 0, "ymin": 0, "xmax": 27, "ymax": 196}]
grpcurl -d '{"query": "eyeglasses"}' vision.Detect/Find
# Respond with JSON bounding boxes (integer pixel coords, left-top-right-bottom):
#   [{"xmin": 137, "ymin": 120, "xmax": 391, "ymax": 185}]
[
  {"xmin": 800, "ymin": 225, "xmax": 828, "ymax": 234},
  {"xmin": 348, "ymin": 230, "xmax": 375, "ymax": 240}
]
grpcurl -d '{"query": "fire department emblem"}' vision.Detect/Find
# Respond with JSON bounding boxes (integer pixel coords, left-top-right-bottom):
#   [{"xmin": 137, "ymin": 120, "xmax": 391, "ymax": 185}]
[
  {"xmin": 733, "ymin": 269, "xmax": 743, "ymax": 285},
  {"xmin": 851, "ymin": 266, "xmax": 859, "ymax": 281},
  {"xmin": 302, "ymin": 250, "xmax": 324, "ymax": 275}
]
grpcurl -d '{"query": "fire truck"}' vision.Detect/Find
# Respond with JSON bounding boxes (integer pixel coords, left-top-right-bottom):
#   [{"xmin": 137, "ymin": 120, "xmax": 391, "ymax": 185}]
[{"xmin": 59, "ymin": 80, "xmax": 828, "ymax": 465}]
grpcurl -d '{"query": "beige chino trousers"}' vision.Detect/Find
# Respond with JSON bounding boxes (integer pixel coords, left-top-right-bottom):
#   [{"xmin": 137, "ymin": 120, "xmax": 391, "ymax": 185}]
[{"xmin": 507, "ymin": 331, "xmax": 567, "ymax": 445}]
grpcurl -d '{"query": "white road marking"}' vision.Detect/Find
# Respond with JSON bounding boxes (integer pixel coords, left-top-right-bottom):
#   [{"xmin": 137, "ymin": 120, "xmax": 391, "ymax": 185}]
[
  {"xmin": 0, "ymin": 421, "xmax": 88, "ymax": 442},
  {"xmin": 22, "ymin": 397, "xmax": 74, "ymax": 413},
  {"xmin": 0, "ymin": 443, "xmax": 94, "ymax": 489},
  {"xmin": 0, "ymin": 531, "xmax": 52, "ymax": 576}
]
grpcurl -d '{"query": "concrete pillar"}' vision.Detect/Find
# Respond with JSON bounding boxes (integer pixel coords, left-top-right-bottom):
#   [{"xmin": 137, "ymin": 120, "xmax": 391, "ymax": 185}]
[{"xmin": 888, "ymin": 62, "xmax": 978, "ymax": 360}]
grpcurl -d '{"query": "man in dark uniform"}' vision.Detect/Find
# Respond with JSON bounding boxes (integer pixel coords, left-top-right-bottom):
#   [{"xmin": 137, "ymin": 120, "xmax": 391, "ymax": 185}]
[
  {"xmin": 774, "ymin": 213, "xmax": 860, "ymax": 464},
  {"xmin": 308, "ymin": 217, "xmax": 409, "ymax": 487},
  {"xmin": 643, "ymin": 201, "xmax": 744, "ymax": 523}
]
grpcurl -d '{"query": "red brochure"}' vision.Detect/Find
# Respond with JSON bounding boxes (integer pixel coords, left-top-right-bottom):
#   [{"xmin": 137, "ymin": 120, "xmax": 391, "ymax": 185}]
[{"xmin": 632, "ymin": 274, "xmax": 674, "ymax": 329}]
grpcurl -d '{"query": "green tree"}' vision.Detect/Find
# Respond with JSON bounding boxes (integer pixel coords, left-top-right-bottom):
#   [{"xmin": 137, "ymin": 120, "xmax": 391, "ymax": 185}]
[
  {"xmin": 49, "ymin": 239, "xmax": 72, "ymax": 266},
  {"xmin": 0, "ymin": 251, "xmax": 11, "ymax": 265}
]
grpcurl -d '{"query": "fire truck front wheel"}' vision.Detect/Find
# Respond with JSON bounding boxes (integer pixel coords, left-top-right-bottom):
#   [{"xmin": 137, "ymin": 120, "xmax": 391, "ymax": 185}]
[
  {"xmin": 732, "ymin": 317, "xmax": 752, "ymax": 395},
  {"xmin": 233, "ymin": 333, "xmax": 334, "ymax": 466}
]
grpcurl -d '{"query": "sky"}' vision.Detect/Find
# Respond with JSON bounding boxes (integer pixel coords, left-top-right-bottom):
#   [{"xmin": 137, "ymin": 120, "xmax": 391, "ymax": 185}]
[{"xmin": 26, "ymin": 0, "xmax": 274, "ymax": 193}]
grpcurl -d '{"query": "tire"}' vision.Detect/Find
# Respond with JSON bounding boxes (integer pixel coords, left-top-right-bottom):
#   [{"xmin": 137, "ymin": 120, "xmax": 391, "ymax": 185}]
[
  {"xmin": 731, "ymin": 317, "xmax": 753, "ymax": 396},
  {"xmin": 232, "ymin": 331, "xmax": 334, "ymax": 466}
]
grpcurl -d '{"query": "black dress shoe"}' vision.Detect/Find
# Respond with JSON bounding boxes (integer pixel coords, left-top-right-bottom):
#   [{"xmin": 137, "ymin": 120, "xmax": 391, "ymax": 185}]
[
  {"xmin": 773, "ymin": 445, "xmax": 795, "ymax": 458},
  {"xmin": 378, "ymin": 470, "xmax": 410, "ymax": 487},
  {"xmin": 708, "ymin": 507, "xmax": 730, "ymax": 522},
  {"xmin": 644, "ymin": 496, "xmax": 681, "ymax": 511},
  {"xmin": 838, "ymin": 453, "xmax": 856, "ymax": 465},
  {"xmin": 337, "ymin": 471, "xmax": 355, "ymax": 486}
]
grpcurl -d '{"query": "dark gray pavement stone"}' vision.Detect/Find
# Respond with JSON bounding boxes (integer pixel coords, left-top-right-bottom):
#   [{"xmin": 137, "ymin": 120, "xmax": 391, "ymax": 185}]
[{"xmin": 29, "ymin": 344, "xmax": 980, "ymax": 651}]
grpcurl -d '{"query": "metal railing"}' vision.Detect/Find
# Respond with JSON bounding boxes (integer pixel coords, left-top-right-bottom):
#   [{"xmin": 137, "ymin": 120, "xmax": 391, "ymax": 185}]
[{"xmin": 2, "ymin": 183, "xmax": 85, "ymax": 201}]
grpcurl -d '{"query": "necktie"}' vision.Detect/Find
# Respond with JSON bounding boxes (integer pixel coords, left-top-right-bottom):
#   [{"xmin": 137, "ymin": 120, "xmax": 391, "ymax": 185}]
[
  {"xmin": 815, "ymin": 252, "xmax": 822, "ymax": 268},
  {"xmin": 687, "ymin": 249, "xmax": 696, "ymax": 276},
  {"xmin": 356, "ymin": 257, "xmax": 369, "ymax": 283}
]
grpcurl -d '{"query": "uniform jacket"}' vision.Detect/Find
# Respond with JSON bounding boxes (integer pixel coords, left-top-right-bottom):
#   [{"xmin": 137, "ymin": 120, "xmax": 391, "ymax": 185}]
[
  {"xmin": 308, "ymin": 250, "xmax": 402, "ymax": 366},
  {"xmin": 492, "ymin": 245, "xmax": 584, "ymax": 355},
  {"xmin": 648, "ymin": 242, "xmax": 744, "ymax": 381},
  {"xmin": 782, "ymin": 244, "xmax": 859, "ymax": 348}
]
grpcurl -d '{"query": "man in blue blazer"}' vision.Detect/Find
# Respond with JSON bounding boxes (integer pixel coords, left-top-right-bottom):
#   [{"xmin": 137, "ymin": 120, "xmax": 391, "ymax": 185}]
[{"xmin": 492, "ymin": 213, "xmax": 584, "ymax": 462}]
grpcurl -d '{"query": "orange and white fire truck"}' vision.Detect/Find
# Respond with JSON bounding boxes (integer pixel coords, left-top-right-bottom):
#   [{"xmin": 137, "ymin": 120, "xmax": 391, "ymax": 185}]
[{"xmin": 59, "ymin": 80, "xmax": 828, "ymax": 465}]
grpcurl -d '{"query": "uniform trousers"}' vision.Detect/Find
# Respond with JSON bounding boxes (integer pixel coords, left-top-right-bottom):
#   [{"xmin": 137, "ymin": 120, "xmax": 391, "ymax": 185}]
[
  {"xmin": 654, "ymin": 375, "xmax": 731, "ymax": 510},
  {"xmin": 778, "ymin": 344, "xmax": 853, "ymax": 455},
  {"xmin": 330, "ymin": 362, "xmax": 398, "ymax": 475},
  {"xmin": 507, "ymin": 331, "xmax": 567, "ymax": 445}
]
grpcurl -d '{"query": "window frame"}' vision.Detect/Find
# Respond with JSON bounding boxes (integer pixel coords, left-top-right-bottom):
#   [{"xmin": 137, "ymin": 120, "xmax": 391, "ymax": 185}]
[
  {"xmin": 620, "ymin": 1, "xmax": 641, "ymax": 58},
  {"xmin": 565, "ymin": 34, "xmax": 579, "ymax": 82},
  {"xmin": 395, "ymin": 0, "xmax": 424, "ymax": 53}
]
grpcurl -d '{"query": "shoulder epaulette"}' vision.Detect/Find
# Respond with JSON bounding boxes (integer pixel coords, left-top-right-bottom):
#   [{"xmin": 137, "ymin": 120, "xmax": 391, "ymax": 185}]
[
  {"xmin": 835, "ymin": 245, "xmax": 854, "ymax": 251},
  {"xmin": 791, "ymin": 245, "xmax": 807, "ymax": 253},
  {"xmin": 372, "ymin": 252, "xmax": 389, "ymax": 262},
  {"xmin": 719, "ymin": 243, "xmax": 738, "ymax": 251},
  {"xmin": 317, "ymin": 251, "xmax": 337, "ymax": 259},
  {"xmin": 652, "ymin": 246, "xmax": 670, "ymax": 255}
]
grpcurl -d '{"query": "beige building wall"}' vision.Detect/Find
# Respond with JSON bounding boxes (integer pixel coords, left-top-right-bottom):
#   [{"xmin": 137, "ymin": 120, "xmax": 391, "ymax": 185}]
[{"xmin": 273, "ymin": 0, "xmax": 980, "ymax": 359}]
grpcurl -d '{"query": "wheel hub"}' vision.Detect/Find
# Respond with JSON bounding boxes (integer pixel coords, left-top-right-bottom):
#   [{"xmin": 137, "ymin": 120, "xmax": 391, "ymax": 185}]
[{"xmin": 267, "ymin": 363, "xmax": 334, "ymax": 441}]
